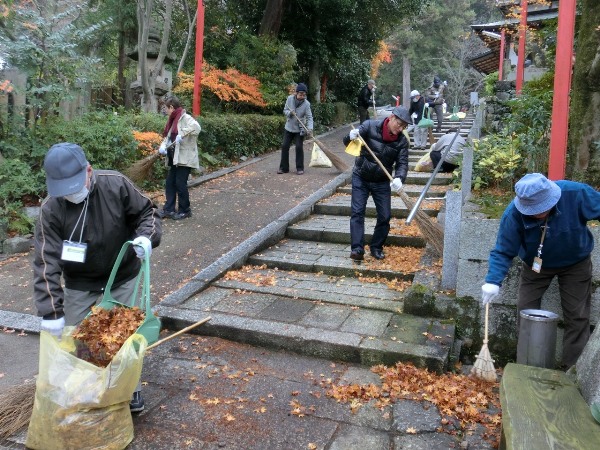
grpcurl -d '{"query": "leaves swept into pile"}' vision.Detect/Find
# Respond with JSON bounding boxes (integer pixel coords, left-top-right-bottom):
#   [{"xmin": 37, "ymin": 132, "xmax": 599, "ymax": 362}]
[
  {"xmin": 223, "ymin": 264, "xmax": 276, "ymax": 287},
  {"xmin": 72, "ymin": 306, "xmax": 145, "ymax": 367},
  {"xmin": 327, "ymin": 362, "xmax": 501, "ymax": 446},
  {"xmin": 363, "ymin": 245, "xmax": 425, "ymax": 273}
]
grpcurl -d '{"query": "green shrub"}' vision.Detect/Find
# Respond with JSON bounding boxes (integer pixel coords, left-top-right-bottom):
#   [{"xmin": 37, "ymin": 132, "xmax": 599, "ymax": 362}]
[
  {"xmin": 483, "ymin": 72, "xmax": 499, "ymax": 97},
  {"xmin": 472, "ymin": 132, "xmax": 524, "ymax": 190}
]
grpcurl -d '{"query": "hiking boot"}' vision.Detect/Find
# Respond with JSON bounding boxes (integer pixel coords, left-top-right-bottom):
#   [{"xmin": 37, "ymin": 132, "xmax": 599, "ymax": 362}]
[
  {"xmin": 173, "ymin": 211, "xmax": 192, "ymax": 220},
  {"xmin": 130, "ymin": 391, "xmax": 145, "ymax": 413},
  {"xmin": 158, "ymin": 209, "xmax": 175, "ymax": 219}
]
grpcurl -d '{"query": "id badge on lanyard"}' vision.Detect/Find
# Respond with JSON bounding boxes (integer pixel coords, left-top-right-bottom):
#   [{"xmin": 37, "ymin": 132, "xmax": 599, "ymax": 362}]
[
  {"xmin": 532, "ymin": 217, "xmax": 549, "ymax": 273},
  {"xmin": 60, "ymin": 197, "xmax": 89, "ymax": 263},
  {"xmin": 61, "ymin": 241, "xmax": 87, "ymax": 263}
]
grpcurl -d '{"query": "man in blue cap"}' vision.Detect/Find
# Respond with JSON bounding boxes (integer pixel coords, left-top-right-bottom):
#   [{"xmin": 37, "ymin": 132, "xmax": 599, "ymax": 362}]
[
  {"xmin": 482, "ymin": 173, "xmax": 600, "ymax": 368},
  {"xmin": 342, "ymin": 106, "xmax": 410, "ymax": 261},
  {"xmin": 278, "ymin": 82, "xmax": 313, "ymax": 175},
  {"xmin": 33, "ymin": 142, "xmax": 162, "ymax": 411}
]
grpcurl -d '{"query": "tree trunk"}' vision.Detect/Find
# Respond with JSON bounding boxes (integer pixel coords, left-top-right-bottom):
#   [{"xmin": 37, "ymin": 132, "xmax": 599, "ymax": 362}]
[
  {"xmin": 307, "ymin": 14, "xmax": 320, "ymax": 104},
  {"xmin": 402, "ymin": 55, "xmax": 411, "ymax": 108},
  {"xmin": 137, "ymin": 0, "xmax": 173, "ymax": 112},
  {"xmin": 177, "ymin": 0, "xmax": 198, "ymax": 77},
  {"xmin": 118, "ymin": 30, "xmax": 127, "ymax": 107},
  {"xmin": 259, "ymin": 0, "xmax": 285, "ymax": 37},
  {"xmin": 569, "ymin": 0, "xmax": 600, "ymax": 183}
]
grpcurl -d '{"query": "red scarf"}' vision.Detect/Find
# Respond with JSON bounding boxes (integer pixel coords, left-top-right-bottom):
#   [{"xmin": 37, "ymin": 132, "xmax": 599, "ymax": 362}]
[
  {"xmin": 382, "ymin": 117, "xmax": 400, "ymax": 142},
  {"xmin": 163, "ymin": 107, "xmax": 184, "ymax": 138}
]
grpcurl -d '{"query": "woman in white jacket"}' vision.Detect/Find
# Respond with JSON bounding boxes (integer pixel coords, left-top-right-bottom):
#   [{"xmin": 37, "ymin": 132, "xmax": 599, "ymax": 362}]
[{"xmin": 159, "ymin": 96, "xmax": 201, "ymax": 220}]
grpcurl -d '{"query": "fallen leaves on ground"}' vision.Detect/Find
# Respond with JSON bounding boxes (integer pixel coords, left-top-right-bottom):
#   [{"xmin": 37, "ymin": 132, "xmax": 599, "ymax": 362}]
[
  {"xmin": 358, "ymin": 274, "xmax": 412, "ymax": 292},
  {"xmin": 363, "ymin": 245, "xmax": 425, "ymax": 273},
  {"xmin": 389, "ymin": 218, "xmax": 422, "ymax": 237},
  {"xmin": 223, "ymin": 264, "xmax": 277, "ymax": 287},
  {"xmin": 326, "ymin": 361, "xmax": 501, "ymax": 447}
]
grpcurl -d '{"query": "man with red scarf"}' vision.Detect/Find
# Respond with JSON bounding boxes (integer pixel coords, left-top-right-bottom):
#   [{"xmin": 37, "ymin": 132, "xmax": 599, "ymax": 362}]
[
  {"xmin": 158, "ymin": 96, "xmax": 201, "ymax": 220},
  {"xmin": 342, "ymin": 106, "xmax": 411, "ymax": 261}
]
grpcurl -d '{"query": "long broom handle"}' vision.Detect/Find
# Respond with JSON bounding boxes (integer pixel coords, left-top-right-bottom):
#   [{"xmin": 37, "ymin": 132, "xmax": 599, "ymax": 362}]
[
  {"xmin": 350, "ymin": 125, "xmax": 393, "ymax": 182},
  {"xmin": 484, "ymin": 303, "xmax": 489, "ymax": 345},
  {"xmin": 147, "ymin": 316, "xmax": 212, "ymax": 350}
]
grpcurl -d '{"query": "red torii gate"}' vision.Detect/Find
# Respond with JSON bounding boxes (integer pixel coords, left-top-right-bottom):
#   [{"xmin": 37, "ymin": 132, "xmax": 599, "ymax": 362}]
[
  {"xmin": 192, "ymin": 0, "xmax": 205, "ymax": 116},
  {"xmin": 508, "ymin": 0, "xmax": 576, "ymax": 180}
]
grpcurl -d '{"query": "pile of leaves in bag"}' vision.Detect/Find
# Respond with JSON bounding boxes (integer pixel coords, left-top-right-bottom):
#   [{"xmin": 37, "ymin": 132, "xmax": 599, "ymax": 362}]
[{"xmin": 72, "ymin": 305, "xmax": 145, "ymax": 367}]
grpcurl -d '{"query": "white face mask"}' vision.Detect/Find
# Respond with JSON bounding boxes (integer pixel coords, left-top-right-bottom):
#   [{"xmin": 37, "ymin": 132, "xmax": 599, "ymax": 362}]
[
  {"xmin": 64, "ymin": 185, "xmax": 89, "ymax": 204},
  {"xmin": 412, "ymin": 97, "xmax": 419, "ymax": 102}
]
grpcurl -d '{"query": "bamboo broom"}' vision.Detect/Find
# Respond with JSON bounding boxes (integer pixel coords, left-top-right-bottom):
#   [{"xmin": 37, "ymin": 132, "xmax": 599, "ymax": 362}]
[
  {"xmin": 0, "ymin": 316, "xmax": 211, "ymax": 438},
  {"xmin": 471, "ymin": 303, "xmax": 497, "ymax": 382},
  {"xmin": 291, "ymin": 111, "xmax": 349, "ymax": 172},
  {"xmin": 351, "ymin": 126, "xmax": 444, "ymax": 255},
  {"xmin": 125, "ymin": 141, "xmax": 176, "ymax": 184}
]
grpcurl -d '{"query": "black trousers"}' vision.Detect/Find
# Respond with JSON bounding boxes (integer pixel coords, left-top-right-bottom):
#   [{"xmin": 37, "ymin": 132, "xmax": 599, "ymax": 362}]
[{"xmin": 279, "ymin": 130, "xmax": 305, "ymax": 172}]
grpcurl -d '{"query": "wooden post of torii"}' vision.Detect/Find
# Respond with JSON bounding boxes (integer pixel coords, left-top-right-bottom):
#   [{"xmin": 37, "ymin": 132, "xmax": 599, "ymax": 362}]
[
  {"xmin": 192, "ymin": 0, "xmax": 205, "ymax": 116},
  {"xmin": 548, "ymin": 0, "xmax": 577, "ymax": 180}
]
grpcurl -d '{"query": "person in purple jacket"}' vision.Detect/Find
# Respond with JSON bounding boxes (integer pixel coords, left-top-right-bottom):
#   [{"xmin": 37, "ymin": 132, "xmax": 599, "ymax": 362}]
[{"xmin": 481, "ymin": 173, "xmax": 600, "ymax": 368}]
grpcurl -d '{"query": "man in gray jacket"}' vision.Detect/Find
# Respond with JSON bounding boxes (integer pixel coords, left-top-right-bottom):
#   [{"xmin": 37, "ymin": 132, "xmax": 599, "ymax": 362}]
[
  {"xmin": 33, "ymin": 142, "xmax": 162, "ymax": 412},
  {"xmin": 278, "ymin": 83, "xmax": 314, "ymax": 175}
]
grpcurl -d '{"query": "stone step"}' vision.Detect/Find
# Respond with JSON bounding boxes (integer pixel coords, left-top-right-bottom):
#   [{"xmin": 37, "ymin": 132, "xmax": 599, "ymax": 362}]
[
  {"xmin": 337, "ymin": 184, "xmax": 448, "ymax": 198},
  {"xmin": 247, "ymin": 239, "xmax": 425, "ymax": 281},
  {"xmin": 405, "ymin": 172, "xmax": 453, "ymax": 185},
  {"xmin": 314, "ymin": 194, "xmax": 442, "ymax": 218},
  {"xmin": 286, "ymin": 214, "xmax": 428, "ymax": 246},
  {"xmin": 157, "ymin": 266, "xmax": 455, "ymax": 371}
]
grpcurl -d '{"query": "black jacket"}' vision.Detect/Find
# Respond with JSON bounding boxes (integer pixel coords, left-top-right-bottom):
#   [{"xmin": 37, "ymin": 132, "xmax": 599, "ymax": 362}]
[
  {"xmin": 33, "ymin": 170, "xmax": 162, "ymax": 319},
  {"xmin": 343, "ymin": 119, "xmax": 409, "ymax": 183},
  {"xmin": 357, "ymin": 85, "xmax": 373, "ymax": 108},
  {"xmin": 409, "ymin": 97, "xmax": 425, "ymax": 122}
]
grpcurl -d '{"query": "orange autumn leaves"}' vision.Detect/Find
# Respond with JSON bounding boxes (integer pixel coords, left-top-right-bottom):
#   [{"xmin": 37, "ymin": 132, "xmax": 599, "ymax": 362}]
[
  {"xmin": 175, "ymin": 65, "xmax": 267, "ymax": 108},
  {"xmin": 132, "ymin": 131, "xmax": 163, "ymax": 157}
]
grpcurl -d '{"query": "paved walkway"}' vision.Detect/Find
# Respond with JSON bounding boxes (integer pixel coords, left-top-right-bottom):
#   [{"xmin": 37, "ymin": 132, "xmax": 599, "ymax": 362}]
[{"xmin": 1, "ymin": 121, "xmax": 495, "ymax": 449}]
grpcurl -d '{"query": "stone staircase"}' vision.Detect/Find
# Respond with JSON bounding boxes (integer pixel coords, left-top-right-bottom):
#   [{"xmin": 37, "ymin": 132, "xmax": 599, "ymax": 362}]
[{"xmin": 158, "ymin": 114, "xmax": 474, "ymax": 373}]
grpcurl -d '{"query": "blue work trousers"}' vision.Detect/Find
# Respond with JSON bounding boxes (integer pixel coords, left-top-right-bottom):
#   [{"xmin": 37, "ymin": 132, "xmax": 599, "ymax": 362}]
[{"xmin": 350, "ymin": 173, "xmax": 392, "ymax": 254}]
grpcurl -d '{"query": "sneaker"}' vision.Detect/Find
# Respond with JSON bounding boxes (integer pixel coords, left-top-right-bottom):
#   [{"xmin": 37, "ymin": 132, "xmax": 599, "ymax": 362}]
[
  {"xmin": 130, "ymin": 391, "xmax": 145, "ymax": 413},
  {"xmin": 277, "ymin": 169, "xmax": 288, "ymax": 174},
  {"xmin": 173, "ymin": 211, "xmax": 192, "ymax": 220},
  {"xmin": 158, "ymin": 209, "xmax": 176, "ymax": 219},
  {"xmin": 297, "ymin": 170, "xmax": 304, "ymax": 175}
]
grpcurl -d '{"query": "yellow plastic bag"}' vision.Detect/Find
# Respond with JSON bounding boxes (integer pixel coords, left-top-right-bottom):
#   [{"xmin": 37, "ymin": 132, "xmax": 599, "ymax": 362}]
[
  {"xmin": 309, "ymin": 142, "xmax": 333, "ymax": 168},
  {"xmin": 414, "ymin": 151, "xmax": 434, "ymax": 172},
  {"xmin": 345, "ymin": 139, "xmax": 362, "ymax": 157},
  {"xmin": 26, "ymin": 331, "xmax": 147, "ymax": 450}
]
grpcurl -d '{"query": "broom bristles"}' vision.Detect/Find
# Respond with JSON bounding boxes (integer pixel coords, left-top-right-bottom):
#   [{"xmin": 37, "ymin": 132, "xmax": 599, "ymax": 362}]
[
  {"xmin": 125, "ymin": 153, "xmax": 161, "ymax": 184},
  {"xmin": 471, "ymin": 343, "xmax": 497, "ymax": 382},
  {"xmin": 0, "ymin": 381, "xmax": 36, "ymax": 438},
  {"xmin": 398, "ymin": 190, "xmax": 444, "ymax": 257}
]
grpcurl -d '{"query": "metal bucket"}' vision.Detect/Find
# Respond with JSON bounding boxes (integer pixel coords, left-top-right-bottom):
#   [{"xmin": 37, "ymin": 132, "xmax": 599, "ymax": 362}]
[{"xmin": 517, "ymin": 309, "xmax": 559, "ymax": 368}]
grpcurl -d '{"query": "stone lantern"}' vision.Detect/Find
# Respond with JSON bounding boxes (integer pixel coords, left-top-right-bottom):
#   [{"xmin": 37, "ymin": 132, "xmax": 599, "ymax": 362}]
[{"xmin": 128, "ymin": 25, "xmax": 176, "ymax": 110}]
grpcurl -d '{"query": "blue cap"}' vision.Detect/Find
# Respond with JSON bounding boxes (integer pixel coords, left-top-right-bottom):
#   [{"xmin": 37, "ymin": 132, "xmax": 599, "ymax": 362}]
[
  {"xmin": 296, "ymin": 83, "xmax": 308, "ymax": 93},
  {"xmin": 44, "ymin": 143, "xmax": 88, "ymax": 197},
  {"xmin": 514, "ymin": 173, "xmax": 561, "ymax": 216}
]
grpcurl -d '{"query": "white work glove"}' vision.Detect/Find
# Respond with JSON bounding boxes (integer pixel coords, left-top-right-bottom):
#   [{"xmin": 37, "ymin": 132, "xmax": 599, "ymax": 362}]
[
  {"xmin": 481, "ymin": 283, "xmax": 500, "ymax": 305},
  {"xmin": 425, "ymin": 103, "xmax": 430, "ymax": 108},
  {"xmin": 443, "ymin": 80, "xmax": 448, "ymax": 86},
  {"xmin": 41, "ymin": 317, "xmax": 65, "ymax": 338},
  {"xmin": 158, "ymin": 143, "xmax": 167, "ymax": 155},
  {"xmin": 411, "ymin": 112, "xmax": 417, "ymax": 119},
  {"xmin": 175, "ymin": 134, "xmax": 183, "ymax": 144},
  {"xmin": 132, "ymin": 236, "xmax": 152, "ymax": 259},
  {"xmin": 349, "ymin": 129, "xmax": 360, "ymax": 140},
  {"xmin": 390, "ymin": 178, "xmax": 403, "ymax": 192}
]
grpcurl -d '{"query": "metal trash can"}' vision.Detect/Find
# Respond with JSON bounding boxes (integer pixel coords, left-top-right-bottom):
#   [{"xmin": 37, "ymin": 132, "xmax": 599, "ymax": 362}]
[{"xmin": 517, "ymin": 309, "xmax": 559, "ymax": 368}]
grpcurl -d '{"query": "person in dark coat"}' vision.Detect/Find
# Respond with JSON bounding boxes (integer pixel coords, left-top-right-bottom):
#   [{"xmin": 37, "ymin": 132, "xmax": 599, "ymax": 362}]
[
  {"xmin": 357, "ymin": 79, "xmax": 376, "ymax": 124},
  {"xmin": 342, "ymin": 106, "xmax": 411, "ymax": 261},
  {"xmin": 424, "ymin": 76, "xmax": 446, "ymax": 133}
]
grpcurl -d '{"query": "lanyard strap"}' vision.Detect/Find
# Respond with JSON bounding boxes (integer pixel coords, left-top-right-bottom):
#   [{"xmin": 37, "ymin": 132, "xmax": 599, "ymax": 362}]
[{"xmin": 536, "ymin": 216, "xmax": 549, "ymax": 258}]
